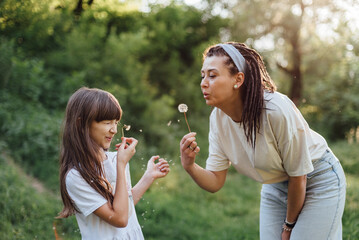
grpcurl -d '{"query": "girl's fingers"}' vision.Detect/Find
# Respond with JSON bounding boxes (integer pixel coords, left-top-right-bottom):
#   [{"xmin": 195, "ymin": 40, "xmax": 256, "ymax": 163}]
[
  {"xmin": 157, "ymin": 162, "xmax": 169, "ymax": 168},
  {"xmin": 149, "ymin": 156, "xmax": 160, "ymax": 163},
  {"xmin": 118, "ymin": 138, "xmax": 127, "ymax": 150}
]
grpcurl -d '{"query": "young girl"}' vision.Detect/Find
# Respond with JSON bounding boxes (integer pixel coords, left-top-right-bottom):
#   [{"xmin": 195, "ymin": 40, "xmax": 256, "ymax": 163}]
[{"xmin": 58, "ymin": 87, "xmax": 170, "ymax": 240}]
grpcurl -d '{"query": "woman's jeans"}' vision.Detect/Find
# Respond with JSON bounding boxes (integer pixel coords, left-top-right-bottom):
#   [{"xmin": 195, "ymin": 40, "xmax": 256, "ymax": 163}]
[{"xmin": 260, "ymin": 149, "xmax": 346, "ymax": 240}]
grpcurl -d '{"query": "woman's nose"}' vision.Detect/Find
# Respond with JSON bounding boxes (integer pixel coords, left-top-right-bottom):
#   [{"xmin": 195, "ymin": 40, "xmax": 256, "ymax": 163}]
[{"xmin": 200, "ymin": 78, "xmax": 208, "ymax": 88}]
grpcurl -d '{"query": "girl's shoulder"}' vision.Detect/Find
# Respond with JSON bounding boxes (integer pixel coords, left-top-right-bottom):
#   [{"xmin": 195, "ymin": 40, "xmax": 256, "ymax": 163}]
[
  {"xmin": 105, "ymin": 151, "xmax": 117, "ymax": 163},
  {"xmin": 65, "ymin": 168, "xmax": 82, "ymax": 184}
]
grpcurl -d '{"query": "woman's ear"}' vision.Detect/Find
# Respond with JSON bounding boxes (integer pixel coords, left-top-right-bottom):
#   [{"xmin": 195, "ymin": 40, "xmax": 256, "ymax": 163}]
[{"xmin": 235, "ymin": 72, "xmax": 245, "ymax": 88}]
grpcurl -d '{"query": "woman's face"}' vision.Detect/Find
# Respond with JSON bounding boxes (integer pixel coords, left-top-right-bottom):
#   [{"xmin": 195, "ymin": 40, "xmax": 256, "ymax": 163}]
[
  {"xmin": 89, "ymin": 119, "xmax": 118, "ymax": 150},
  {"xmin": 201, "ymin": 56, "xmax": 239, "ymax": 108}
]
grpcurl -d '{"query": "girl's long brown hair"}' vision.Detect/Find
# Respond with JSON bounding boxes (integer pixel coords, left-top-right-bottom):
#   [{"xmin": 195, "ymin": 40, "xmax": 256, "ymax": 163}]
[
  {"xmin": 57, "ymin": 87, "xmax": 122, "ymax": 218},
  {"xmin": 203, "ymin": 42, "xmax": 276, "ymax": 148}
]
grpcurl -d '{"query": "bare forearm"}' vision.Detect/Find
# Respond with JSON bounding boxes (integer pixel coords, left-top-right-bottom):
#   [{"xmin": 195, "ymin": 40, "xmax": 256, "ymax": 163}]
[
  {"xmin": 286, "ymin": 176, "xmax": 307, "ymax": 222},
  {"xmin": 132, "ymin": 173, "xmax": 154, "ymax": 205},
  {"xmin": 185, "ymin": 163, "xmax": 227, "ymax": 193},
  {"xmin": 113, "ymin": 166, "xmax": 129, "ymax": 222}
]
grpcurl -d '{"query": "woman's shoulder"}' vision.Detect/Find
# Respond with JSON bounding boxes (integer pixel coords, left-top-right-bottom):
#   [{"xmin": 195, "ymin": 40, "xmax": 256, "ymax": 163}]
[
  {"xmin": 264, "ymin": 91, "xmax": 296, "ymax": 114},
  {"xmin": 264, "ymin": 91, "xmax": 292, "ymax": 107},
  {"xmin": 210, "ymin": 107, "xmax": 227, "ymax": 120}
]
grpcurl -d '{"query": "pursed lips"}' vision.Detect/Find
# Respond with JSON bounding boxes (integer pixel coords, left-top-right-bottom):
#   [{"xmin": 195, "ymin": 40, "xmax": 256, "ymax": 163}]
[{"xmin": 203, "ymin": 91, "xmax": 209, "ymax": 99}]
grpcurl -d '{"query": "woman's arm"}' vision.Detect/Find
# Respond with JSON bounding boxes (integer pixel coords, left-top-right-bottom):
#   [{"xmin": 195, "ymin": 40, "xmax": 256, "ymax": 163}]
[
  {"xmin": 282, "ymin": 175, "xmax": 307, "ymax": 239},
  {"xmin": 180, "ymin": 132, "xmax": 227, "ymax": 193},
  {"xmin": 94, "ymin": 138, "xmax": 138, "ymax": 228},
  {"xmin": 132, "ymin": 156, "xmax": 170, "ymax": 205},
  {"xmin": 184, "ymin": 163, "xmax": 228, "ymax": 193}
]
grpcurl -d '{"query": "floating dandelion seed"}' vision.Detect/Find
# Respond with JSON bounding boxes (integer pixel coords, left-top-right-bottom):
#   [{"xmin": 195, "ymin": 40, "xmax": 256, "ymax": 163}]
[
  {"xmin": 178, "ymin": 103, "xmax": 191, "ymax": 133},
  {"xmin": 139, "ymin": 129, "xmax": 143, "ymax": 132},
  {"xmin": 167, "ymin": 120, "xmax": 172, "ymax": 126},
  {"xmin": 121, "ymin": 124, "xmax": 131, "ymax": 138}
]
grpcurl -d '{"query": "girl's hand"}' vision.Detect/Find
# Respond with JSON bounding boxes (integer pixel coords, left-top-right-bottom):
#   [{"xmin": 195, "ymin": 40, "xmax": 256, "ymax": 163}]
[
  {"xmin": 145, "ymin": 156, "xmax": 170, "ymax": 179},
  {"xmin": 115, "ymin": 137, "xmax": 138, "ymax": 167},
  {"xmin": 180, "ymin": 132, "xmax": 200, "ymax": 170}
]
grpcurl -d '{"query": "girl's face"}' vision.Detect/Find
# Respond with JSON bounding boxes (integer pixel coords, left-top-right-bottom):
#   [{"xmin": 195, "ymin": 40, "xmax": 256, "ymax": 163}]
[
  {"xmin": 201, "ymin": 56, "xmax": 239, "ymax": 108},
  {"xmin": 89, "ymin": 119, "xmax": 119, "ymax": 150}
]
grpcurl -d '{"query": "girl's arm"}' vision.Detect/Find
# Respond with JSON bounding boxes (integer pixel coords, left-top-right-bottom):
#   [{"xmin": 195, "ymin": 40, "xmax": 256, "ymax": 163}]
[
  {"xmin": 180, "ymin": 132, "xmax": 228, "ymax": 193},
  {"xmin": 94, "ymin": 138, "xmax": 138, "ymax": 228},
  {"xmin": 132, "ymin": 156, "xmax": 170, "ymax": 205},
  {"xmin": 281, "ymin": 175, "xmax": 307, "ymax": 240}
]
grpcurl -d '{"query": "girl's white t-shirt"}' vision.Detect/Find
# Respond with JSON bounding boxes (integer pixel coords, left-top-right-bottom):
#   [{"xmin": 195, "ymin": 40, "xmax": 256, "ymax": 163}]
[
  {"xmin": 66, "ymin": 152, "xmax": 144, "ymax": 240},
  {"xmin": 206, "ymin": 91, "xmax": 328, "ymax": 184}
]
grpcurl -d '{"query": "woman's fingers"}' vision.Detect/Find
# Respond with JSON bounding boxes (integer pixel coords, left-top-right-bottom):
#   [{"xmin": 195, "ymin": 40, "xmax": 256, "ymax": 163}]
[
  {"xmin": 180, "ymin": 132, "xmax": 197, "ymax": 145},
  {"xmin": 181, "ymin": 136, "xmax": 197, "ymax": 151}
]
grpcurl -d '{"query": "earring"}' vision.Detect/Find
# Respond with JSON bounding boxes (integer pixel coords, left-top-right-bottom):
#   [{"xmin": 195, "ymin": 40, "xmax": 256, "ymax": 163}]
[{"xmin": 234, "ymin": 84, "xmax": 238, "ymax": 89}]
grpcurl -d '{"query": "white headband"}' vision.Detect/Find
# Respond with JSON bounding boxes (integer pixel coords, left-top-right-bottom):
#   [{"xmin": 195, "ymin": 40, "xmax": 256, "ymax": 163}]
[{"xmin": 217, "ymin": 43, "xmax": 246, "ymax": 72}]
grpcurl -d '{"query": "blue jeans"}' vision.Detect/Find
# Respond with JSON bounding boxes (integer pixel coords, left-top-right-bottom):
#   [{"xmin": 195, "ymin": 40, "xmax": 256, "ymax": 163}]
[{"xmin": 260, "ymin": 149, "xmax": 346, "ymax": 240}]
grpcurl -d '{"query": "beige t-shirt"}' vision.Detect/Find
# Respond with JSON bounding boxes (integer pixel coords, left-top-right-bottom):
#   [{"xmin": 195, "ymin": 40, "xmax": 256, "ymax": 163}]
[{"xmin": 206, "ymin": 91, "xmax": 328, "ymax": 184}]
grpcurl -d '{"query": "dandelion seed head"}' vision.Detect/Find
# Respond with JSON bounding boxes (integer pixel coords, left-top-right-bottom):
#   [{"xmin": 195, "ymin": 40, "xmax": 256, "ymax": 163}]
[
  {"xmin": 124, "ymin": 124, "xmax": 131, "ymax": 131},
  {"xmin": 178, "ymin": 103, "xmax": 188, "ymax": 113}
]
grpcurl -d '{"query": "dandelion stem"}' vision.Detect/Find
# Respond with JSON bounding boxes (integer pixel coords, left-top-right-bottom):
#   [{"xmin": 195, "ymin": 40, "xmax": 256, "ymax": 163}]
[{"xmin": 184, "ymin": 112, "xmax": 191, "ymax": 133}]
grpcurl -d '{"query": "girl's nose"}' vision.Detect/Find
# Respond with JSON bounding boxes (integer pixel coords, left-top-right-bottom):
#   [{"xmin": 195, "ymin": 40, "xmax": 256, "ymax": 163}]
[{"xmin": 110, "ymin": 124, "xmax": 117, "ymax": 134}]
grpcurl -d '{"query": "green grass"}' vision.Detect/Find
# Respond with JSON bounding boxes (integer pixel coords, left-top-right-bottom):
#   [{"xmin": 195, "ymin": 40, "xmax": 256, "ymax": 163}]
[
  {"xmin": 0, "ymin": 141, "xmax": 358, "ymax": 239},
  {"xmin": 0, "ymin": 154, "xmax": 80, "ymax": 240}
]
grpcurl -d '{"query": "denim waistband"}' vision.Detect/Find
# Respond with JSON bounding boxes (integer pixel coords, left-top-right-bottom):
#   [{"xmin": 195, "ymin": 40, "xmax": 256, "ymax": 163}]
[
  {"xmin": 312, "ymin": 149, "xmax": 338, "ymax": 165},
  {"xmin": 307, "ymin": 149, "xmax": 339, "ymax": 179}
]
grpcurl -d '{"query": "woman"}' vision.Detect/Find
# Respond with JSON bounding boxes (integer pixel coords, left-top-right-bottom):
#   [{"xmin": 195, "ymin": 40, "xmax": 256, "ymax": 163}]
[
  {"xmin": 180, "ymin": 42, "xmax": 346, "ymax": 240},
  {"xmin": 58, "ymin": 87, "xmax": 170, "ymax": 240}
]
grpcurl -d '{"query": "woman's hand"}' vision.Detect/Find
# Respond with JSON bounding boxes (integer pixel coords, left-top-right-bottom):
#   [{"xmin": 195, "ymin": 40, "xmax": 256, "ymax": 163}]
[
  {"xmin": 145, "ymin": 156, "xmax": 170, "ymax": 179},
  {"xmin": 115, "ymin": 137, "xmax": 138, "ymax": 167},
  {"xmin": 281, "ymin": 229, "xmax": 291, "ymax": 240},
  {"xmin": 180, "ymin": 132, "xmax": 200, "ymax": 170}
]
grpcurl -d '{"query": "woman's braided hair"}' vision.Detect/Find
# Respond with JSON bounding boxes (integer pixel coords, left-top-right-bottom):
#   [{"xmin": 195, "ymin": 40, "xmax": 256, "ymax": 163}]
[{"xmin": 203, "ymin": 42, "xmax": 276, "ymax": 147}]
